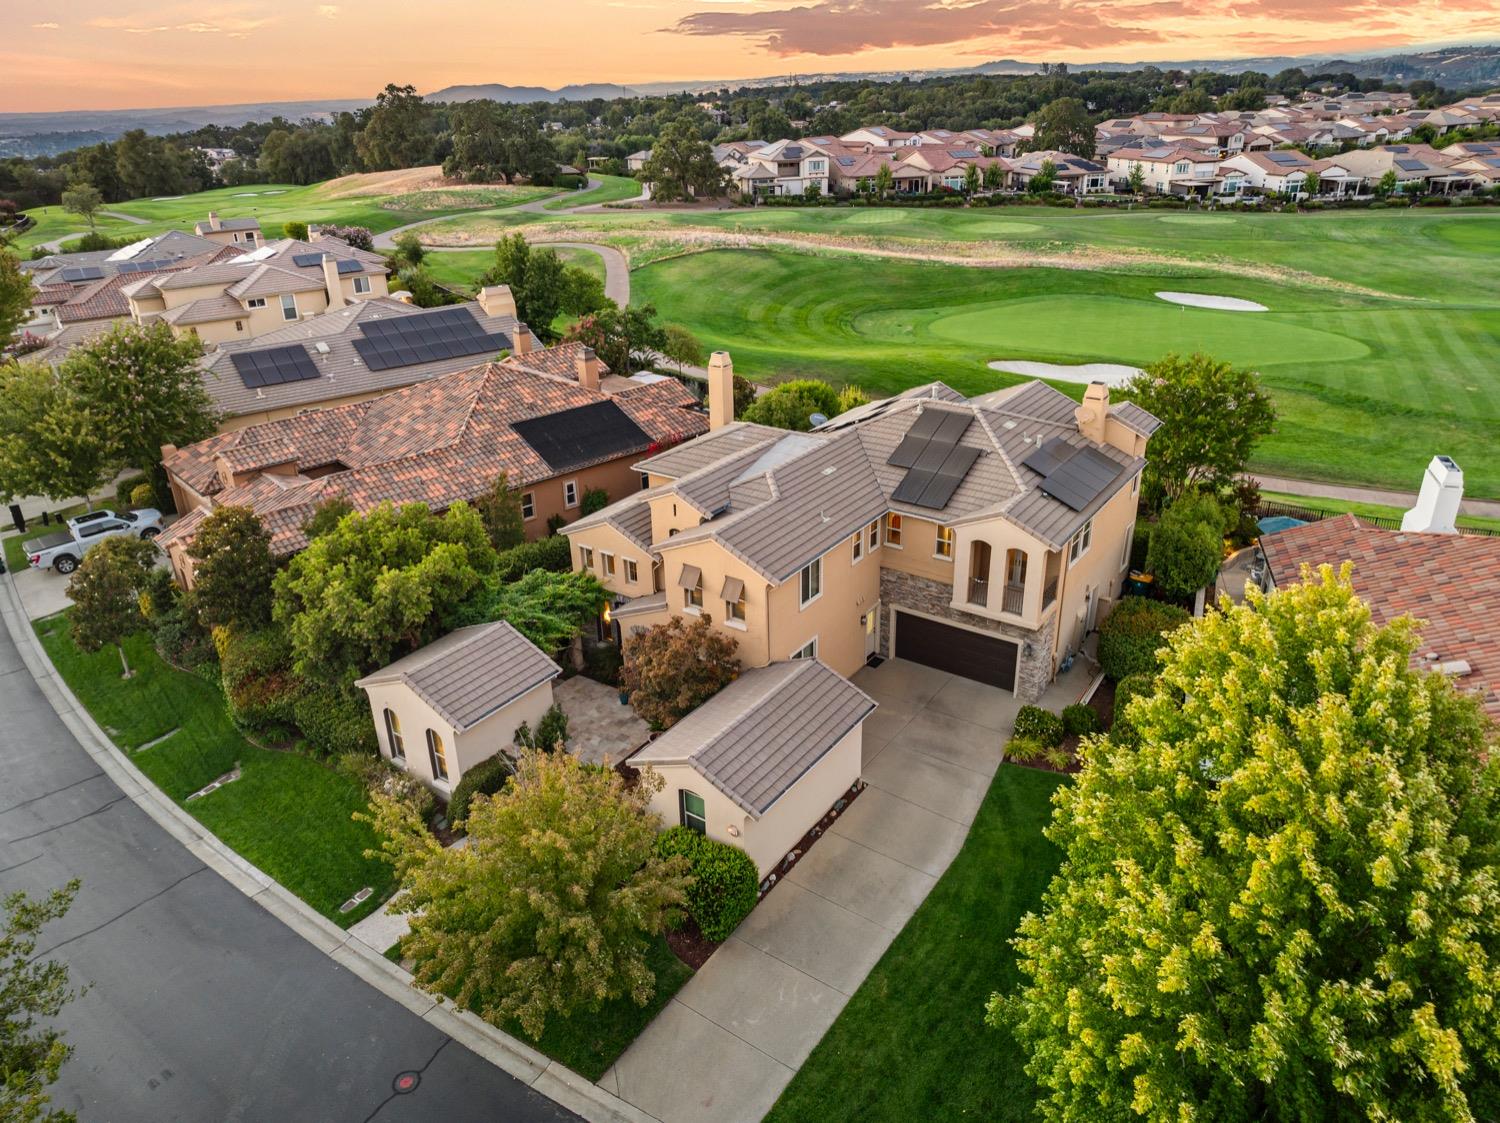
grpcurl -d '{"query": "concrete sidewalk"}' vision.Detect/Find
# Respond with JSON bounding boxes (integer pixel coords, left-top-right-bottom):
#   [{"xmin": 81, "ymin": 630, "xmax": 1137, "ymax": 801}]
[{"xmin": 601, "ymin": 658, "xmax": 1092, "ymax": 1122}]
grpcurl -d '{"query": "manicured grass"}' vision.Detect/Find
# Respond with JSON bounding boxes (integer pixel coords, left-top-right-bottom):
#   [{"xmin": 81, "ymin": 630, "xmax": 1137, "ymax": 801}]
[
  {"xmin": 543, "ymin": 174, "xmax": 643, "ymax": 210},
  {"xmin": 766, "ymin": 765, "xmax": 1065, "ymax": 1123},
  {"xmin": 415, "ymin": 245, "xmax": 606, "ymax": 296},
  {"xmin": 1259, "ymin": 490, "xmax": 1500, "ymax": 533},
  {"xmin": 34, "ymin": 618, "xmax": 392, "ymax": 926},
  {"xmin": 3, "ymin": 534, "xmax": 29, "ymax": 574}
]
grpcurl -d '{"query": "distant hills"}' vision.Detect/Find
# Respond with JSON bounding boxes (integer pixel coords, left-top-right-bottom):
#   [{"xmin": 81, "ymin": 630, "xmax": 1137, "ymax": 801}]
[{"xmin": 2, "ymin": 43, "xmax": 1496, "ymax": 158}]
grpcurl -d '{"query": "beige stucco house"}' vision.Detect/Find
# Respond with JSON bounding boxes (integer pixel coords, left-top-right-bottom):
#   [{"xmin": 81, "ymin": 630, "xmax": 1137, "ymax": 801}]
[
  {"xmin": 193, "ymin": 212, "xmax": 262, "ymax": 247},
  {"xmin": 632, "ymin": 660, "xmax": 874, "ymax": 877},
  {"xmin": 356, "ymin": 621, "xmax": 560, "ymax": 795}
]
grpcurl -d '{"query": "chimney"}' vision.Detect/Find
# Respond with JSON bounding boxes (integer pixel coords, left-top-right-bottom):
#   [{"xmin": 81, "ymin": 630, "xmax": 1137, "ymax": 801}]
[
  {"xmin": 321, "ymin": 255, "xmax": 345, "ymax": 311},
  {"xmin": 512, "ymin": 323, "xmax": 534, "ymax": 356},
  {"xmin": 575, "ymin": 346, "xmax": 600, "ymax": 392},
  {"xmin": 207, "ymin": 211, "xmax": 221, "ymax": 231},
  {"xmin": 1401, "ymin": 455, "xmax": 1464, "ymax": 535},
  {"xmin": 707, "ymin": 351, "xmax": 734, "ymax": 431},
  {"xmin": 477, "ymin": 284, "xmax": 517, "ymax": 319},
  {"xmin": 1073, "ymin": 381, "xmax": 1109, "ymax": 444}
]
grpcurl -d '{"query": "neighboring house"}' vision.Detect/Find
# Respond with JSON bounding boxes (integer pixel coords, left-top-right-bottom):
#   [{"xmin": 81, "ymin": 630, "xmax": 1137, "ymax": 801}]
[
  {"xmin": 730, "ymin": 138, "xmax": 835, "ymax": 197},
  {"xmin": 626, "ymin": 149, "xmax": 652, "ymax": 172},
  {"xmin": 632, "ymin": 659, "xmax": 875, "ymax": 877},
  {"xmin": 839, "ymin": 125, "xmax": 916, "ymax": 147},
  {"xmin": 565, "ymin": 353, "xmax": 1159, "ymax": 703},
  {"xmin": 1105, "ymin": 145, "xmax": 1222, "ymax": 194},
  {"xmin": 193, "ymin": 289, "xmax": 522, "ymax": 430},
  {"xmin": 193, "ymin": 212, "xmax": 262, "ymax": 247},
  {"xmin": 1258, "ymin": 461, "xmax": 1499, "ymax": 722},
  {"xmin": 892, "ymin": 145, "xmax": 1009, "ymax": 192},
  {"xmin": 1216, "ymin": 150, "xmax": 1316, "ymax": 194},
  {"xmin": 1323, "ymin": 145, "xmax": 1475, "ymax": 193},
  {"xmin": 156, "ymin": 343, "xmax": 707, "ymax": 584},
  {"xmin": 1009, "ymin": 151, "xmax": 1110, "ymax": 194},
  {"xmin": 123, "ymin": 236, "xmax": 390, "ymax": 345},
  {"xmin": 357, "ymin": 621, "xmax": 561, "ymax": 795}
]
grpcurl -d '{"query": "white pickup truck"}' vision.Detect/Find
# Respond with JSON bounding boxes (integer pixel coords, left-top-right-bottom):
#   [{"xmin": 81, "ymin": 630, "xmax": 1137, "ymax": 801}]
[{"xmin": 24, "ymin": 508, "xmax": 164, "ymax": 574}]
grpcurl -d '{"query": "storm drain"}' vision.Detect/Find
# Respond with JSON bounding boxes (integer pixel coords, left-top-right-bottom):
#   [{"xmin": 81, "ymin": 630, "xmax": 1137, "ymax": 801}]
[
  {"xmin": 185, "ymin": 765, "xmax": 241, "ymax": 801},
  {"xmin": 339, "ymin": 886, "xmax": 374, "ymax": 914}
]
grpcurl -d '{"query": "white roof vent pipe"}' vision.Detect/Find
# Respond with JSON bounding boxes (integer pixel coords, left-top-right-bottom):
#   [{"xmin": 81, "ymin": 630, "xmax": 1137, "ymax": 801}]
[{"xmin": 1401, "ymin": 455, "xmax": 1464, "ymax": 535}]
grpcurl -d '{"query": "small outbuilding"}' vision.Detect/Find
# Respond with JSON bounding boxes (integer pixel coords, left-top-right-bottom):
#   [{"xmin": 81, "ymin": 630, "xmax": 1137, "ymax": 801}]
[
  {"xmin": 356, "ymin": 621, "xmax": 560, "ymax": 795},
  {"xmin": 630, "ymin": 659, "xmax": 876, "ymax": 877}
]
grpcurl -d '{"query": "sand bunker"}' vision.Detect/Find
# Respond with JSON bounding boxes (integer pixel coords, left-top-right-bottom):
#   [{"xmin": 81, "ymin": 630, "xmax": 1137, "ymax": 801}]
[
  {"xmin": 988, "ymin": 360, "xmax": 1143, "ymax": 387},
  {"xmin": 1155, "ymin": 291, "xmax": 1267, "ymax": 312}
]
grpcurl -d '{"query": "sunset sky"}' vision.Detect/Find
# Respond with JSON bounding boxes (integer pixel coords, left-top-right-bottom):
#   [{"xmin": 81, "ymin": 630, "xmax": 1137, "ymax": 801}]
[{"xmin": 5, "ymin": 0, "xmax": 1497, "ymax": 113}]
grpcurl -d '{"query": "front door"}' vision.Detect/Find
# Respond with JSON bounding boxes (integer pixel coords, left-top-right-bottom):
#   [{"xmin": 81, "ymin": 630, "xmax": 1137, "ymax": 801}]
[{"xmin": 863, "ymin": 607, "xmax": 880, "ymax": 659}]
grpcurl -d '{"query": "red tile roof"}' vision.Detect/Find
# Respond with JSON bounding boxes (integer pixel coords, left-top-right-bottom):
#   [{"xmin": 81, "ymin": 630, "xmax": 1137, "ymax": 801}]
[{"xmin": 1260, "ymin": 514, "xmax": 1500, "ymax": 719}]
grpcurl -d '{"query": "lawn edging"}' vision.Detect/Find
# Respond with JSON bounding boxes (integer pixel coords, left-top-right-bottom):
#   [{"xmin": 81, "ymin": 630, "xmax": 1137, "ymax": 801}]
[{"xmin": 0, "ymin": 572, "xmax": 654, "ymax": 1123}]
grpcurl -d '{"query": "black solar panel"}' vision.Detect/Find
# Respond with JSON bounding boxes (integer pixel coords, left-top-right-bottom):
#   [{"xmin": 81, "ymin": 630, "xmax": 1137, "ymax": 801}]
[
  {"xmin": 512, "ymin": 401, "xmax": 650, "ymax": 473},
  {"xmin": 336, "ymin": 258, "xmax": 364, "ymax": 275},
  {"xmin": 887, "ymin": 435, "xmax": 927, "ymax": 469},
  {"xmin": 353, "ymin": 306, "xmax": 508, "ymax": 370},
  {"xmin": 1037, "ymin": 446, "xmax": 1119, "ymax": 512},
  {"xmin": 1020, "ymin": 437, "xmax": 1078, "ymax": 478},
  {"xmin": 116, "ymin": 259, "xmax": 175, "ymax": 274},
  {"xmin": 61, "ymin": 266, "xmax": 105, "ymax": 282},
  {"xmin": 891, "ymin": 468, "xmax": 938, "ymax": 505},
  {"xmin": 230, "ymin": 344, "xmax": 322, "ymax": 390},
  {"xmin": 1395, "ymin": 158, "xmax": 1425, "ymax": 171},
  {"xmin": 292, "ymin": 252, "xmax": 323, "ymax": 267},
  {"xmin": 891, "ymin": 445, "xmax": 981, "ymax": 509}
]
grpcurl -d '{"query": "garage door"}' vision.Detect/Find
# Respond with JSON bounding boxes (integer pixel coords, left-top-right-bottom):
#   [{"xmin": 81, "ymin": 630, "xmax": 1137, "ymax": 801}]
[{"xmin": 894, "ymin": 611, "xmax": 1017, "ymax": 691}]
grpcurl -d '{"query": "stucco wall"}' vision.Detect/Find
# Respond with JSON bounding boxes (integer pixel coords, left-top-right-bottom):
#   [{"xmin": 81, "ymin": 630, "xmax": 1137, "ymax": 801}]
[
  {"xmin": 879, "ymin": 513, "xmax": 957, "ymax": 585},
  {"xmin": 764, "ymin": 522, "xmax": 883, "ymax": 676},
  {"xmin": 1047, "ymin": 471, "xmax": 1139, "ymax": 663},
  {"xmin": 571, "ymin": 523, "xmax": 656, "ymax": 600},
  {"xmin": 640, "ymin": 723, "xmax": 863, "ymax": 878}
]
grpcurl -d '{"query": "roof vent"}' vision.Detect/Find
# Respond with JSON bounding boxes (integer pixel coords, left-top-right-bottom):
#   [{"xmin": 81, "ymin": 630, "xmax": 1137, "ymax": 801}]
[
  {"xmin": 1435, "ymin": 659, "xmax": 1472, "ymax": 678},
  {"xmin": 314, "ymin": 341, "xmax": 330, "ymax": 354}
]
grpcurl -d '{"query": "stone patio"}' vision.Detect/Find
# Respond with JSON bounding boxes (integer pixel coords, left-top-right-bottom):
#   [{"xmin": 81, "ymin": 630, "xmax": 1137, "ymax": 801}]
[{"xmin": 553, "ymin": 675, "xmax": 649, "ymax": 766}]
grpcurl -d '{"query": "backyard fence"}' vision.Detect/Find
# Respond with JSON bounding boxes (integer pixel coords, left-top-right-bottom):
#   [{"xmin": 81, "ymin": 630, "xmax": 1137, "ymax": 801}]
[{"xmin": 1255, "ymin": 499, "xmax": 1500, "ymax": 538}]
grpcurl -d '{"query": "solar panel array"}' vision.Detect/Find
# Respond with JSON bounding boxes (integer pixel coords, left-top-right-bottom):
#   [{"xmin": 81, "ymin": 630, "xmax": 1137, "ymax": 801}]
[
  {"xmin": 887, "ymin": 408, "xmax": 980, "ymax": 510},
  {"xmin": 60, "ymin": 266, "xmax": 105, "ymax": 282},
  {"xmin": 512, "ymin": 400, "xmax": 651, "ymax": 473},
  {"xmin": 291, "ymin": 252, "xmax": 366, "ymax": 274},
  {"xmin": 352, "ymin": 306, "xmax": 510, "ymax": 371},
  {"xmin": 116, "ymin": 259, "xmax": 176, "ymax": 274},
  {"xmin": 1396, "ymin": 158, "xmax": 1426, "ymax": 171},
  {"xmin": 230, "ymin": 344, "xmax": 322, "ymax": 390},
  {"xmin": 1020, "ymin": 437, "xmax": 1120, "ymax": 512},
  {"xmin": 1266, "ymin": 152, "xmax": 1303, "ymax": 165}
]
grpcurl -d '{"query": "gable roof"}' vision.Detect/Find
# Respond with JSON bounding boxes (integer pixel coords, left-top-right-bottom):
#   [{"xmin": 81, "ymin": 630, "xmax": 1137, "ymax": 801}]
[
  {"xmin": 632, "ymin": 659, "xmax": 875, "ymax": 817},
  {"xmin": 355, "ymin": 621, "xmax": 559, "ymax": 732},
  {"xmin": 1259, "ymin": 514, "xmax": 1500, "ymax": 720}
]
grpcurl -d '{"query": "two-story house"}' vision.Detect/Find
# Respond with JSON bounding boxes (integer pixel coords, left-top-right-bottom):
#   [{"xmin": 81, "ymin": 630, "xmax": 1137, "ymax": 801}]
[{"xmin": 565, "ymin": 353, "xmax": 1160, "ymax": 703}]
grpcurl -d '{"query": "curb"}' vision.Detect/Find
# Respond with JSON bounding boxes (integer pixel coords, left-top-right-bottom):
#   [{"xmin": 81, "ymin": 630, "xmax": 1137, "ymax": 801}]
[{"xmin": 1, "ymin": 571, "xmax": 659, "ymax": 1123}]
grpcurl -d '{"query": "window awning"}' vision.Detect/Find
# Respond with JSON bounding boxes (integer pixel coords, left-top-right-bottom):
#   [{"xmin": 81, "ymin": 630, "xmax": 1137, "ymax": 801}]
[
  {"xmin": 721, "ymin": 576, "xmax": 745, "ymax": 602},
  {"xmin": 677, "ymin": 564, "xmax": 702, "ymax": 589}
]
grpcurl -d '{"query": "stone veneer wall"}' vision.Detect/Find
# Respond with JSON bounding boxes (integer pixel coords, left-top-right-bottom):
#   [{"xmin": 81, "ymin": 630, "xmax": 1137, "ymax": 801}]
[{"xmin": 878, "ymin": 569, "xmax": 1056, "ymax": 702}]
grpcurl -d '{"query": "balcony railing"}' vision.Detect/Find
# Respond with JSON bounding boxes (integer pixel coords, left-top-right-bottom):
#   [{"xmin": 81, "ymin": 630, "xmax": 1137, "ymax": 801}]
[
  {"xmin": 967, "ymin": 576, "xmax": 988, "ymax": 607},
  {"xmin": 1042, "ymin": 577, "xmax": 1059, "ymax": 608},
  {"xmin": 1002, "ymin": 583, "xmax": 1025, "ymax": 615}
]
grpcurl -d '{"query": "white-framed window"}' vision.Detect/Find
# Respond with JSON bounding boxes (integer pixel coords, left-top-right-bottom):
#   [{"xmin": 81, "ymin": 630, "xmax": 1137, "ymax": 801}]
[
  {"xmin": 680, "ymin": 790, "xmax": 707, "ymax": 834},
  {"xmin": 799, "ymin": 558, "xmax": 822, "ymax": 607},
  {"xmin": 601, "ymin": 551, "xmax": 616, "ymax": 577},
  {"xmin": 521, "ymin": 492, "xmax": 535, "ymax": 520},
  {"xmin": 791, "ymin": 637, "xmax": 818, "ymax": 660},
  {"xmin": 426, "ymin": 729, "xmax": 449, "ymax": 782},
  {"xmin": 280, "ymin": 293, "xmax": 297, "ymax": 321},
  {"xmin": 884, "ymin": 513, "xmax": 903, "ymax": 548},
  {"xmin": 353, "ymin": 275, "xmax": 371, "ymax": 295},
  {"xmin": 935, "ymin": 525, "xmax": 954, "ymax": 560},
  {"xmin": 579, "ymin": 546, "xmax": 594, "ymax": 570},
  {"xmin": 564, "ymin": 481, "xmax": 578, "ymax": 508},
  {"xmin": 1069, "ymin": 519, "xmax": 1093, "ymax": 565},
  {"xmin": 684, "ymin": 573, "xmax": 703, "ymax": 610},
  {"xmin": 867, "ymin": 519, "xmax": 880, "ymax": 553},
  {"xmin": 383, "ymin": 708, "xmax": 405, "ymax": 761},
  {"xmin": 246, "ymin": 297, "xmax": 266, "ymax": 309},
  {"xmin": 623, "ymin": 558, "xmax": 639, "ymax": 584},
  {"xmin": 639, "ymin": 472, "xmax": 651, "ymax": 490}
]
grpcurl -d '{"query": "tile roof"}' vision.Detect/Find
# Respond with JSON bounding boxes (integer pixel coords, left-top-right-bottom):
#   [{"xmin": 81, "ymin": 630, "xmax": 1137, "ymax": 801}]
[
  {"xmin": 1259, "ymin": 514, "xmax": 1500, "ymax": 720},
  {"xmin": 632, "ymin": 659, "xmax": 876, "ymax": 817},
  {"xmin": 355, "ymin": 621, "xmax": 560, "ymax": 732}
]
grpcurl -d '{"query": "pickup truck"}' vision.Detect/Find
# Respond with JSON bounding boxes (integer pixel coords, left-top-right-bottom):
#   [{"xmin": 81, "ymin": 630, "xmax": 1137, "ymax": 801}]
[{"xmin": 24, "ymin": 508, "xmax": 163, "ymax": 574}]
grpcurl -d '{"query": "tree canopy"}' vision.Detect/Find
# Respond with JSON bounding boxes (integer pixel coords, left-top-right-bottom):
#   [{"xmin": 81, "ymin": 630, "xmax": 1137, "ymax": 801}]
[
  {"xmin": 443, "ymin": 101, "xmax": 557, "ymax": 184},
  {"xmin": 622, "ymin": 614, "xmax": 739, "ymax": 729},
  {"xmin": 0, "ymin": 362, "xmax": 113, "ymax": 506},
  {"xmin": 563, "ymin": 303, "xmax": 668, "ymax": 375},
  {"xmin": 68, "ymin": 535, "xmax": 159, "ymax": 677},
  {"xmin": 1, "ymin": 881, "xmax": 81, "ymax": 1123},
  {"xmin": 639, "ymin": 120, "xmax": 725, "ymax": 203},
  {"xmin": 741, "ymin": 378, "xmax": 842, "ymax": 431},
  {"xmin": 481, "ymin": 234, "xmax": 569, "ymax": 342},
  {"xmin": 0, "ymin": 251, "xmax": 35, "ymax": 346},
  {"xmin": 1145, "ymin": 490, "xmax": 1228, "ymax": 601},
  {"xmin": 992, "ymin": 569, "xmax": 1500, "ymax": 1122},
  {"xmin": 1032, "ymin": 97, "xmax": 1096, "ymax": 157},
  {"xmin": 186, "ymin": 505, "xmax": 276, "ymax": 632}
]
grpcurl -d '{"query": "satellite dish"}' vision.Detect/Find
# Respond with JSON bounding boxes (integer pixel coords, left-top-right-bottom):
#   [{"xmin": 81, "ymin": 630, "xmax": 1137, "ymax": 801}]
[{"xmin": 809, "ymin": 412, "xmax": 828, "ymax": 427}]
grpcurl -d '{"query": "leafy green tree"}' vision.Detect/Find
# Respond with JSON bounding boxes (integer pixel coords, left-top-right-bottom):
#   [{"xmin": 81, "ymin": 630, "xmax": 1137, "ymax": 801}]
[
  {"xmin": 1302, "ymin": 169, "xmax": 1321, "ymax": 198},
  {"xmin": 1144, "ymin": 490, "xmax": 1227, "ymax": 600},
  {"xmin": 68, "ymin": 535, "xmax": 159, "ymax": 678},
  {"xmin": 1, "ymin": 881, "xmax": 81, "ymax": 1123},
  {"xmin": 391, "ymin": 230, "xmax": 425, "ymax": 268},
  {"xmin": 662, "ymin": 324, "xmax": 706, "ymax": 373},
  {"xmin": 300, "ymin": 494, "xmax": 353, "ymax": 540},
  {"xmin": 1377, "ymin": 168, "xmax": 1399, "ymax": 197},
  {"xmin": 0, "ymin": 251, "xmax": 35, "ymax": 345},
  {"xmin": 186, "ymin": 505, "xmax": 275, "ymax": 631},
  {"xmin": 747, "ymin": 106, "xmax": 796, "ymax": 142},
  {"xmin": 1027, "ymin": 159, "xmax": 1058, "ymax": 195},
  {"xmin": 1034, "ymin": 98, "xmax": 1095, "ymax": 158},
  {"xmin": 355, "ymin": 83, "xmax": 435, "ymax": 171},
  {"xmin": 992, "ymin": 569, "xmax": 1500, "ymax": 1123},
  {"xmin": 874, "ymin": 162, "xmax": 895, "ymax": 197},
  {"xmin": 463, "ymin": 568, "xmax": 606, "ymax": 654},
  {"xmin": 732, "ymin": 375, "xmax": 757, "ymax": 419},
  {"xmin": 1122, "ymin": 352, "xmax": 1277, "ymax": 508},
  {"xmin": 60, "ymin": 183, "xmax": 102, "ymax": 231},
  {"xmin": 443, "ymin": 101, "xmax": 557, "ymax": 184},
  {"xmin": 482, "ymin": 234, "xmax": 567, "ymax": 341},
  {"xmin": 363, "ymin": 747, "xmax": 690, "ymax": 1038},
  {"xmin": 0, "ymin": 363, "xmax": 112, "ymax": 506},
  {"xmin": 639, "ymin": 121, "xmax": 725, "ymax": 203},
  {"xmin": 1167, "ymin": 87, "xmax": 1214, "ymax": 114},
  {"xmin": 474, "ymin": 470, "xmax": 525, "ymax": 551},
  {"xmin": 1128, "ymin": 162, "xmax": 1146, "ymax": 194},
  {"xmin": 963, "ymin": 164, "xmax": 981, "ymax": 195},
  {"xmin": 622, "ymin": 614, "xmax": 739, "ymax": 729},
  {"xmin": 562, "ymin": 303, "xmax": 667, "ymax": 375},
  {"xmin": 559, "ymin": 265, "xmax": 607, "ymax": 318},
  {"xmin": 1221, "ymin": 85, "xmax": 1267, "ymax": 111},
  {"xmin": 741, "ymin": 378, "xmax": 842, "ymax": 431},
  {"xmin": 61, "ymin": 323, "xmax": 216, "ymax": 480},
  {"xmin": 983, "ymin": 161, "xmax": 1004, "ymax": 190},
  {"xmin": 394, "ymin": 264, "xmax": 449, "ymax": 309},
  {"xmin": 272, "ymin": 501, "xmax": 494, "ymax": 685}
]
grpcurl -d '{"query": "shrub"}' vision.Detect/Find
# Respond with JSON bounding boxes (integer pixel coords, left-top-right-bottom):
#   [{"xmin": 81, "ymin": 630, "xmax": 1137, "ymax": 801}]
[
  {"xmin": 318, "ymin": 224, "xmax": 374, "ymax": 251},
  {"xmin": 283, "ymin": 220, "xmax": 310, "ymax": 240},
  {"xmin": 514, "ymin": 703, "xmax": 569, "ymax": 752},
  {"xmin": 1147, "ymin": 491, "xmax": 1230, "ymax": 600},
  {"xmin": 1014, "ymin": 705, "xmax": 1064, "ymax": 746},
  {"xmin": 584, "ymin": 642, "xmax": 623, "ymax": 687},
  {"xmin": 1005, "ymin": 736, "xmax": 1047, "ymax": 762},
  {"xmin": 140, "ymin": 568, "xmax": 215, "ymax": 670},
  {"xmin": 294, "ymin": 684, "xmax": 377, "ymax": 756},
  {"xmin": 492, "ymin": 534, "xmax": 573, "ymax": 581},
  {"xmin": 1097, "ymin": 597, "xmax": 1191, "ymax": 680},
  {"xmin": 115, "ymin": 473, "xmax": 150, "ymax": 509},
  {"xmin": 579, "ymin": 488, "xmax": 610, "ymax": 516},
  {"xmin": 654, "ymin": 826, "xmax": 759, "ymax": 941},
  {"xmin": 1111, "ymin": 672, "xmax": 1155, "ymax": 746},
  {"xmin": 129, "ymin": 483, "xmax": 155, "ymax": 508},
  {"xmin": 623, "ymin": 615, "xmax": 739, "ymax": 729},
  {"xmin": 446, "ymin": 753, "xmax": 514, "ymax": 827},
  {"xmin": 337, "ymin": 752, "xmax": 436, "ymax": 821},
  {"xmin": 1043, "ymin": 744, "xmax": 1073, "ymax": 770},
  {"xmin": 215, "ymin": 626, "xmax": 299, "ymax": 736},
  {"xmin": 1061, "ymin": 703, "xmax": 1100, "ymax": 736}
]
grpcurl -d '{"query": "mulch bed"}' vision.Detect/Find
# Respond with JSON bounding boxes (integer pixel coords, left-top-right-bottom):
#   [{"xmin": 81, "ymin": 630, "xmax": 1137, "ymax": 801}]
[
  {"xmin": 665, "ymin": 917, "xmax": 718, "ymax": 969},
  {"xmin": 1009, "ymin": 676, "xmax": 1118, "ymax": 776}
]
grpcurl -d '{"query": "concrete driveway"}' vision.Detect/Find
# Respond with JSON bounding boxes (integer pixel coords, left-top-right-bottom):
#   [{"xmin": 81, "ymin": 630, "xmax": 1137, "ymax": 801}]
[{"xmin": 601, "ymin": 658, "xmax": 1085, "ymax": 1122}]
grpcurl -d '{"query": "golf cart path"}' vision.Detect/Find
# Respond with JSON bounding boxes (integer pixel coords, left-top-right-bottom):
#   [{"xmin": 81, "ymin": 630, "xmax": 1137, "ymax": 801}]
[{"xmin": 1252, "ymin": 474, "xmax": 1500, "ymax": 519}]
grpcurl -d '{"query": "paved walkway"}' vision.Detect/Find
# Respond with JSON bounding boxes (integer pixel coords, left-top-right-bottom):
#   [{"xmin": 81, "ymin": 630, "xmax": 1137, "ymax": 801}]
[
  {"xmin": 601, "ymin": 657, "xmax": 1094, "ymax": 1123},
  {"xmin": 555, "ymin": 675, "xmax": 649, "ymax": 765},
  {"xmin": 1252, "ymin": 474, "xmax": 1500, "ymax": 519}
]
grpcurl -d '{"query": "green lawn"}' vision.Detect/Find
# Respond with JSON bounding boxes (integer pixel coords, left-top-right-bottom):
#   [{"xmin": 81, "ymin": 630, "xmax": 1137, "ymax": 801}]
[
  {"xmin": 35, "ymin": 617, "xmax": 392, "ymax": 926},
  {"xmin": 543, "ymin": 174, "xmax": 643, "ymax": 211},
  {"xmin": 416, "ymin": 245, "xmax": 605, "ymax": 296},
  {"xmin": 767, "ymin": 764, "xmax": 1066, "ymax": 1123},
  {"xmin": 1259, "ymin": 490, "xmax": 1500, "ymax": 533}
]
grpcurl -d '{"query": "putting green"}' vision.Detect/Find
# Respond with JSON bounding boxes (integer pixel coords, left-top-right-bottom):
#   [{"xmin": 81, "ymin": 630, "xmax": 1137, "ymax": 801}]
[
  {"xmin": 917, "ymin": 296, "xmax": 1369, "ymax": 367},
  {"xmin": 957, "ymin": 219, "xmax": 1047, "ymax": 236},
  {"xmin": 1156, "ymin": 215, "xmax": 1237, "ymax": 226}
]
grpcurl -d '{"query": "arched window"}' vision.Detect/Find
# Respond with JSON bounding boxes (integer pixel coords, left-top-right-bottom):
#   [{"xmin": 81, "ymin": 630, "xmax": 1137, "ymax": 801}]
[
  {"xmin": 383, "ymin": 709, "xmax": 405, "ymax": 761},
  {"xmin": 426, "ymin": 729, "xmax": 449, "ymax": 782}
]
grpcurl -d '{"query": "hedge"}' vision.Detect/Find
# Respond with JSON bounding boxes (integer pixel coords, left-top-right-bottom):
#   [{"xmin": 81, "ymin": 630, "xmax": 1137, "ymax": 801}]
[
  {"xmin": 655, "ymin": 826, "xmax": 759, "ymax": 942},
  {"xmin": 293, "ymin": 684, "xmax": 377, "ymax": 756},
  {"xmin": 1013, "ymin": 705, "xmax": 1064, "ymax": 746},
  {"xmin": 1097, "ymin": 596, "xmax": 1192, "ymax": 680},
  {"xmin": 447, "ymin": 753, "xmax": 514, "ymax": 827},
  {"xmin": 1061, "ymin": 702, "xmax": 1100, "ymax": 736},
  {"xmin": 215, "ymin": 626, "xmax": 298, "ymax": 736},
  {"xmin": 492, "ymin": 534, "xmax": 573, "ymax": 582},
  {"xmin": 1111, "ymin": 672, "xmax": 1155, "ymax": 746}
]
